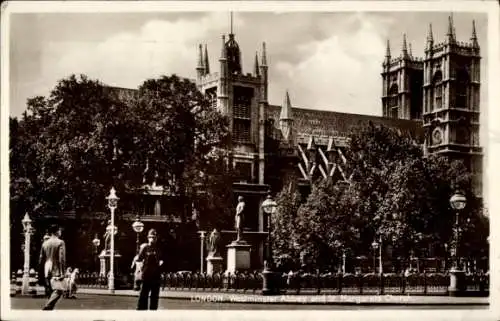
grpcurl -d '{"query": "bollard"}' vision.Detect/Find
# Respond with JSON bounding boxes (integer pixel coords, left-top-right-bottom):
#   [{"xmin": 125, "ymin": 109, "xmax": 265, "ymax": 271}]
[
  {"xmin": 16, "ymin": 269, "xmax": 23, "ymax": 294},
  {"xmin": 29, "ymin": 269, "xmax": 38, "ymax": 295}
]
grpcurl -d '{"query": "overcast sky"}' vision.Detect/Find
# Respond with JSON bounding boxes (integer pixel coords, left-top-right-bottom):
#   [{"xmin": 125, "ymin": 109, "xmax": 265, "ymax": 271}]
[{"xmin": 10, "ymin": 11, "xmax": 487, "ymax": 120}]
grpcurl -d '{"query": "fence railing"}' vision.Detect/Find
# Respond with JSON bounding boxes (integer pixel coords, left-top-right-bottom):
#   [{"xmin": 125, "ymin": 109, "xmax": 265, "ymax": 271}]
[{"xmin": 74, "ymin": 271, "xmax": 489, "ymax": 296}]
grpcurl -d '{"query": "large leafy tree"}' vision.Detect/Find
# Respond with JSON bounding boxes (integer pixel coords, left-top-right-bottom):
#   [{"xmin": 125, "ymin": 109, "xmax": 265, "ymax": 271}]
[
  {"xmin": 292, "ymin": 179, "xmax": 362, "ymax": 271},
  {"xmin": 271, "ymin": 180, "xmax": 302, "ymax": 270},
  {"xmin": 10, "ymin": 74, "xmax": 232, "ymax": 228},
  {"xmin": 286, "ymin": 123, "xmax": 486, "ymax": 271}
]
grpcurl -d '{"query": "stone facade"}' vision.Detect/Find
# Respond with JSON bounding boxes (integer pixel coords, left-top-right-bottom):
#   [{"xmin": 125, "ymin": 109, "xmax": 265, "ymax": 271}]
[{"xmin": 195, "ymin": 16, "xmax": 481, "ymax": 203}]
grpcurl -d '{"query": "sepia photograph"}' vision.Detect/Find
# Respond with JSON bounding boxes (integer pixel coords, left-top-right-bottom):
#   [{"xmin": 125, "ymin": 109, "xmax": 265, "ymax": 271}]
[{"xmin": 1, "ymin": 1, "xmax": 499, "ymax": 320}]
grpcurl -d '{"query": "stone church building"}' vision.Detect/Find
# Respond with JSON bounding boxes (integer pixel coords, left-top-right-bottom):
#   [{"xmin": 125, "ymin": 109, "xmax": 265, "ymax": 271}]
[
  {"xmin": 18, "ymin": 16, "xmax": 481, "ymax": 274},
  {"xmin": 192, "ymin": 16, "xmax": 481, "ymax": 227},
  {"xmin": 175, "ymin": 16, "xmax": 481, "ymax": 269}
]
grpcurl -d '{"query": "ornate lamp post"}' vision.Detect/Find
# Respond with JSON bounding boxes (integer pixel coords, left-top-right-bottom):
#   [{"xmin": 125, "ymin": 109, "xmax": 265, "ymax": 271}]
[
  {"xmin": 371, "ymin": 239, "xmax": 379, "ymax": 273},
  {"xmin": 448, "ymin": 191, "xmax": 466, "ymax": 296},
  {"xmin": 92, "ymin": 234, "xmax": 101, "ymax": 272},
  {"xmin": 371, "ymin": 235, "xmax": 383, "ymax": 275},
  {"xmin": 21, "ymin": 213, "xmax": 33, "ymax": 295},
  {"xmin": 261, "ymin": 194, "xmax": 278, "ymax": 295},
  {"xmin": 106, "ymin": 187, "xmax": 119, "ymax": 293},
  {"xmin": 131, "ymin": 215, "xmax": 144, "ymax": 254},
  {"xmin": 342, "ymin": 249, "xmax": 346, "ymax": 274}
]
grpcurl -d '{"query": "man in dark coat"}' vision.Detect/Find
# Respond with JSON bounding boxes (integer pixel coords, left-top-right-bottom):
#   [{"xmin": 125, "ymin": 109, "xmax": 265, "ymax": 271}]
[{"xmin": 136, "ymin": 229, "xmax": 163, "ymax": 310}]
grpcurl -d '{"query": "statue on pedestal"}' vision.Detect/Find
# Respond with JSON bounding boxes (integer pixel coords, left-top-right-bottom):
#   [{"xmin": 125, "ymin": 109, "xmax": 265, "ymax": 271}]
[
  {"xmin": 235, "ymin": 196, "xmax": 245, "ymax": 242},
  {"xmin": 103, "ymin": 220, "xmax": 112, "ymax": 254},
  {"xmin": 208, "ymin": 228, "xmax": 221, "ymax": 257}
]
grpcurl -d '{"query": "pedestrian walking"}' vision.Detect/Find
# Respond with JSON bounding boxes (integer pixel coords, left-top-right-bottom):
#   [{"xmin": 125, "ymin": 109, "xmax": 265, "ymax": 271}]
[
  {"xmin": 39, "ymin": 224, "xmax": 66, "ymax": 310},
  {"xmin": 39, "ymin": 233, "xmax": 51, "ymax": 297},
  {"xmin": 136, "ymin": 229, "xmax": 164, "ymax": 310},
  {"xmin": 131, "ymin": 254, "xmax": 143, "ymax": 291}
]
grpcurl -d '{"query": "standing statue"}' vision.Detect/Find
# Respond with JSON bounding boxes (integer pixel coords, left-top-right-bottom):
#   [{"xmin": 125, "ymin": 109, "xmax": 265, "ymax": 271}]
[
  {"xmin": 235, "ymin": 196, "xmax": 245, "ymax": 242},
  {"xmin": 208, "ymin": 228, "xmax": 221, "ymax": 257},
  {"xmin": 103, "ymin": 220, "xmax": 112, "ymax": 253}
]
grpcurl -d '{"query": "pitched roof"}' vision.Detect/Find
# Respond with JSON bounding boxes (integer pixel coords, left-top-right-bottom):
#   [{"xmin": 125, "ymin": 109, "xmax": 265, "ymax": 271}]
[{"xmin": 266, "ymin": 104, "xmax": 424, "ymax": 143}]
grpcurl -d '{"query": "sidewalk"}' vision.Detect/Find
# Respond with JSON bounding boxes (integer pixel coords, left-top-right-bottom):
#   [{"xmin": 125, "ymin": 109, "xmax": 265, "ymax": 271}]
[{"xmin": 13, "ymin": 286, "xmax": 489, "ymax": 305}]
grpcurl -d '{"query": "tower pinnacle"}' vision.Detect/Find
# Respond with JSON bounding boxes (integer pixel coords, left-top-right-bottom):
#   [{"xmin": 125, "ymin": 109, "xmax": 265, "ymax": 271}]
[
  {"xmin": 447, "ymin": 15, "xmax": 455, "ymax": 43},
  {"xmin": 261, "ymin": 42, "xmax": 267, "ymax": 66},
  {"xmin": 280, "ymin": 90, "xmax": 293, "ymax": 120},
  {"xmin": 471, "ymin": 20, "xmax": 479, "ymax": 49},
  {"xmin": 426, "ymin": 23, "xmax": 434, "ymax": 51},
  {"xmin": 220, "ymin": 35, "xmax": 227, "ymax": 59},
  {"xmin": 254, "ymin": 51, "xmax": 260, "ymax": 76},
  {"xmin": 402, "ymin": 34, "xmax": 409, "ymax": 58},
  {"xmin": 204, "ymin": 44, "xmax": 210, "ymax": 74},
  {"xmin": 230, "ymin": 11, "xmax": 233, "ymax": 35}
]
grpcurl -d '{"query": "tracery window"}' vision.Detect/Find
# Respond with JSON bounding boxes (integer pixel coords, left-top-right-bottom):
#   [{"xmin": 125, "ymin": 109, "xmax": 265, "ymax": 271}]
[{"xmin": 432, "ymin": 71, "xmax": 443, "ymax": 110}]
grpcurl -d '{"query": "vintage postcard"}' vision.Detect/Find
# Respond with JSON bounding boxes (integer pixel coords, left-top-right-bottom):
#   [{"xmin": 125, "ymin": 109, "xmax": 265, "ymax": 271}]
[{"xmin": 1, "ymin": 1, "xmax": 499, "ymax": 321}]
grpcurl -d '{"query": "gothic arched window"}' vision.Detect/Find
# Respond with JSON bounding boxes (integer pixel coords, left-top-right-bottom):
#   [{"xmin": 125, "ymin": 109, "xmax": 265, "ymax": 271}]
[
  {"xmin": 432, "ymin": 71, "xmax": 443, "ymax": 110},
  {"xmin": 456, "ymin": 69, "xmax": 470, "ymax": 109},
  {"xmin": 388, "ymin": 84, "xmax": 398, "ymax": 119}
]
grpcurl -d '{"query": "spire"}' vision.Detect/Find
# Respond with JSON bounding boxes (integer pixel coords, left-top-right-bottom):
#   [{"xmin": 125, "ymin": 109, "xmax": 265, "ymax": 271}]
[
  {"xmin": 280, "ymin": 90, "xmax": 293, "ymax": 120},
  {"xmin": 254, "ymin": 51, "xmax": 260, "ymax": 76},
  {"xmin": 471, "ymin": 20, "xmax": 479, "ymax": 48},
  {"xmin": 384, "ymin": 39, "xmax": 391, "ymax": 65},
  {"xmin": 402, "ymin": 34, "xmax": 409, "ymax": 58},
  {"xmin": 196, "ymin": 44, "xmax": 205, "ymax": 80},
  {"xmin": 220, "ymin": 35, "xmax": 227, "ymax": 59},
  {"xmin": 204, "ymin": 44, "xmax": 210, "ymax": 74},
  {"xmin": 447, "ymin": 15, "xmax": 455, "ymax": 43},
  {"xmin": 230, "ymin": 11, "xmax": 233, "ymax": 35},
  {"xmin": 409, "ymin": 42, "xmax": 412, "ymax": 57},
  {"xmin": 426, "ymin": 23, "xmax": 434, "ymax": 50},
  {"xmin": 197, "ymin": 44, "xmax": 204, "ymax": 69},
  {"xmin": 261, "ymin": 42, "xmax": 267, "ymax": 66}
]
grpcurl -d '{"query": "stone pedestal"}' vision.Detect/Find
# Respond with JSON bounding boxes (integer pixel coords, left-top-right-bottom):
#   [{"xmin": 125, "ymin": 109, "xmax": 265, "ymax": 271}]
[
  {"xmin": 206, "ymin": 255, "xmax": 224, "ymax": 275},
  {"xmin": 98, "ymin": 250, "xmax": 122, "ymax": 277},
  {"xmin": 226, "ymin": 241, "xmax": 251, "ymax": 274},
  {"xmin": 448, "ymin": 268, "xmax": 466, "ymax": 296}
]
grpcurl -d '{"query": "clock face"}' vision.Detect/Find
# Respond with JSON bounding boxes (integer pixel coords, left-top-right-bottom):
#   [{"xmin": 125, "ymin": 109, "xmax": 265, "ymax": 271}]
[{"xmin": 432, "ymin": 128, "xmax": 443, "ymax": 145}]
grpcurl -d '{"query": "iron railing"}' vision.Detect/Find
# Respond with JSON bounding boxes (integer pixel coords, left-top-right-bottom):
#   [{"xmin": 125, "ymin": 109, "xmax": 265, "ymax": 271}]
[{"xmin": 73, "ymin": 271, "xmax": 489, "ymax": 296}]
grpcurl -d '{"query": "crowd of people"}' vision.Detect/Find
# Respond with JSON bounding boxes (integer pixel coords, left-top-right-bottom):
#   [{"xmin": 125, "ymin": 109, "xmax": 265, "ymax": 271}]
[{"xmin": 38, "ymin": 223, "xmax": 164, "ymax": 310}]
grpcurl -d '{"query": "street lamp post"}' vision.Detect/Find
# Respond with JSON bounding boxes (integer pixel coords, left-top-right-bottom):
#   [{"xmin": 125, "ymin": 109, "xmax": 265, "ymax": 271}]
[
  {"xmin": 261, "ymin": 194, "xmax": 278, "ymax": 295},
  {"xmin": 371, "ymin": 240, "xmax": 378, "ymax": 274},
  {"xmin": 199, "ymin": 231, "xmax": 206, "ymax": 274},
  {"xmin": 378, "ymin": 235, "xmax": 383, "ymax": 275},
  {"xmin": 342, "ymin": 250, "xmax": 346, "ymax": 274},
  {"xmin": 131, "ymin": 216, "xmax": 144, "ymax": 254},
  {"xmin": 21, "ymin": 213, "xmax": 33, "ymax": 296},
  {"xmin": 92, "ymin": 235, "xmax": 101, "ymax": 273},
  {"xmin": 448, "ymin": 191, "xmax": 466, "ymax": 296},
  {"xmin": 444, "ymin": 243, "xmax": 448, "ymax": 271},
  {"xmin": 106, "ymin": 187, "xmax": 119, "ymax": 293}
]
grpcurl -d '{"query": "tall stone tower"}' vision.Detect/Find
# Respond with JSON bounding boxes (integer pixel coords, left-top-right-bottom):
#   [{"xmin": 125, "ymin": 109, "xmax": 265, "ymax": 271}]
[
  {"xmin": 381, "ymin": 35, "xmax": 424, "ymax": 120},
  {"xmin": 196, "ymin": 34, "xmax": 268, "ymax": 186},
  {"xmin": 195, "ymin": 18, "xmax": 271, "ymax": 248},
  {"xmin": 422, "ymin": 18, "xmax": 482, "ymax": 194}
]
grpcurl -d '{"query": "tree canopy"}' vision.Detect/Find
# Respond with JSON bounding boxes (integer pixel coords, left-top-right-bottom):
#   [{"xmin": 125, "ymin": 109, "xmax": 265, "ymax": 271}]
[
  {"xmin": 272, "ymin": 122, "xmax": 488, "ymax": 271},
  {"xmin": 10, "ymin": 74, "xmax": 232, "ymax": 228}
]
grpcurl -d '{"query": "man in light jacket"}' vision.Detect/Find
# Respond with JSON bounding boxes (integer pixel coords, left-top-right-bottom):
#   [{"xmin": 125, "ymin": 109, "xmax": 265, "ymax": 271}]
[{"xmin": 39, "ymin": 224, "xmax": 66, "ymax": 310}]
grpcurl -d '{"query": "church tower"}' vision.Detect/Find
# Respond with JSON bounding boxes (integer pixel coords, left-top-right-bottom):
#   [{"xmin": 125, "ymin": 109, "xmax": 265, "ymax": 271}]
[
  {"xmin": 381, "ymin": 36, "xmax": 424, "ymax": 120},
  {"xmin": 195, "ymin": 13, "xmax": 271, "ymax": 244},
  {"xmin": 422, "ymin": 18, "xmax": 482, "ymax": 194}
]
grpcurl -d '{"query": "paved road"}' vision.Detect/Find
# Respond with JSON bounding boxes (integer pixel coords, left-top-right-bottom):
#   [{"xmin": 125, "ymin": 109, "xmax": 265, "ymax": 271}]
[{"xmin": 10, "ymin": 294, "xmax": 488, "ymax": 310}]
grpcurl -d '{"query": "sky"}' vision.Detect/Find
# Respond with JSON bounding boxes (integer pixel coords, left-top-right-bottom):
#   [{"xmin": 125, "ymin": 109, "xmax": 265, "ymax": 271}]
[{"xmin": 9, "ymin": 11, "xmax": 488, "ymax": 121}]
